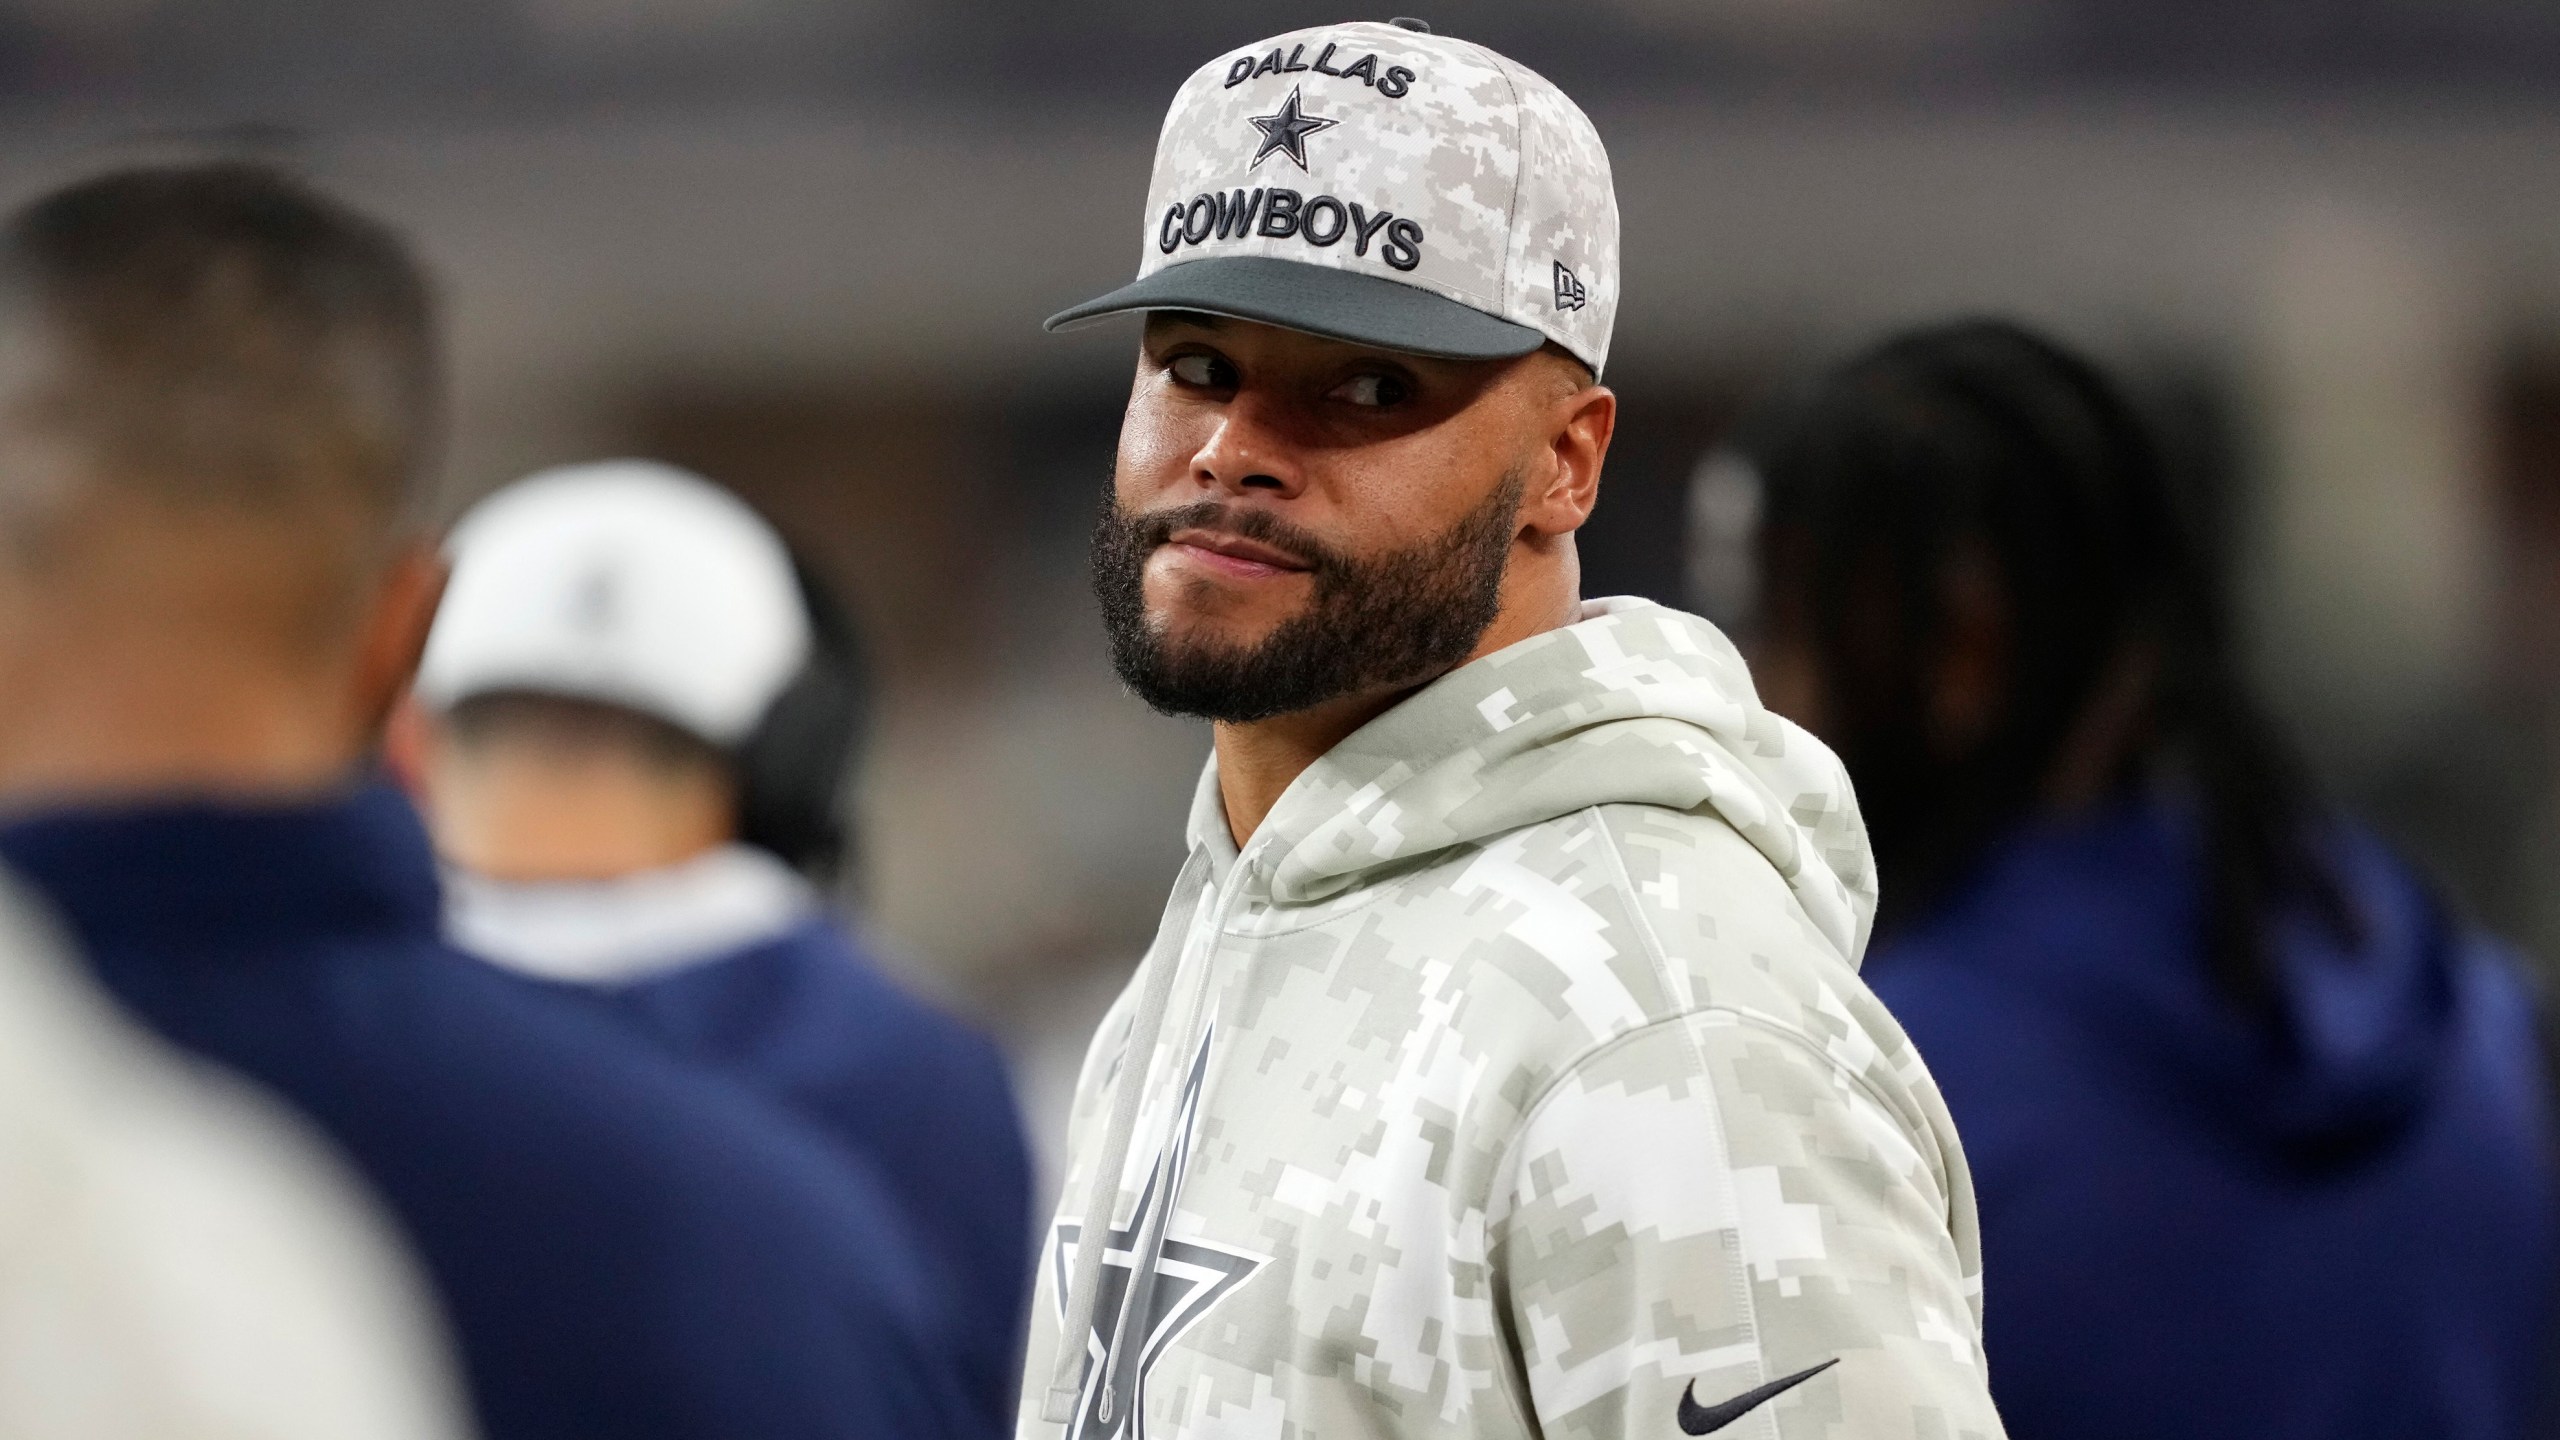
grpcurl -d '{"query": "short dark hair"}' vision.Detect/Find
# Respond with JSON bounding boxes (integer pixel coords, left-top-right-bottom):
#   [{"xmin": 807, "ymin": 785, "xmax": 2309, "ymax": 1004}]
[
  {"xmin": 444, "ymin": 691, "xmax": 731, "ymax": 778},
  {"xmin": 0, "ymin": 161, "xmax": 440, "ymax": 521}
]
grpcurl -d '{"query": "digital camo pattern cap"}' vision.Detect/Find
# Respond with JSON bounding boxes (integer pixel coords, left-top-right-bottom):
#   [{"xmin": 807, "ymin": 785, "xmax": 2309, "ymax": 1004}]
[{"xmin": 1044, "ymin": 19, "xmax": 1621, "ymax": 374}]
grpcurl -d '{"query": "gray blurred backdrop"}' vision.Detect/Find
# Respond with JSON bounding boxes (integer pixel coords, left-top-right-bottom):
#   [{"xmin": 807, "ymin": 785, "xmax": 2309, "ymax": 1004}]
[{"xmin": 14, "ymin": 0, "xmax": 2560, "ymax": 1196}]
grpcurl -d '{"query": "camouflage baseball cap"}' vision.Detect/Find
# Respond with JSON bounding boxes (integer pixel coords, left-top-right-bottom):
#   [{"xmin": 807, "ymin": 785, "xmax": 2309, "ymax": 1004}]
[{"xmin": 1044, "ymin": 18, "xmax": 1620, "ymax": 374}]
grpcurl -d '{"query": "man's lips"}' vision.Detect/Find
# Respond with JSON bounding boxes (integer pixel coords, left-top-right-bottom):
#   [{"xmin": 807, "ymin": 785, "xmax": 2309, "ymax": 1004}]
[{"xmin": 1160, "ymin": 527, "xmax": 1313, "ymax": 580}]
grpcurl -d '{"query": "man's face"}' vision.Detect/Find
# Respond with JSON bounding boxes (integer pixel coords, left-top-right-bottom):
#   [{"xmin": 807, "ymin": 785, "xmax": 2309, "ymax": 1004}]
[{"xmin": 1094, "ymin": 313, "xmax": 1565, "ymax": 723}]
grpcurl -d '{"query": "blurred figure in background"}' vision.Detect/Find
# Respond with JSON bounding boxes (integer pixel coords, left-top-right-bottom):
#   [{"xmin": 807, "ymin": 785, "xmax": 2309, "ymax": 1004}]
[
  {"xmin": 396, "ymin": 459, "xmax": 1033, "ymax": 1432},
  {"xmin": 0, "ymin": 161, "xmax": 973, "ymax": 1439},
  {"xmin": 1723, "ymin": 317, "xmax": 2556, "ymax": 1439},
  {"xmin": 0, "ymin": 871, "xmax": 470, "ymax": 1440}
]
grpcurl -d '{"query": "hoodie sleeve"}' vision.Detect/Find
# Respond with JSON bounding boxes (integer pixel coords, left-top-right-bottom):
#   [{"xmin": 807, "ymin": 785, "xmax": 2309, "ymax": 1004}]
[{"xmin": 1492, "ymin": 1011, "xmax": 2005, "ymax": 1440}]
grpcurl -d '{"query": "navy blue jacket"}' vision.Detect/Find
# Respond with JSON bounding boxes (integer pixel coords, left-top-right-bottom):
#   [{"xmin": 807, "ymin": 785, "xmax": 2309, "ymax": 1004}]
[
  {"xmin": 556, "ymin": 913, "xmax": 1033, "ymax": 1433},
  {"xmin": 1870, "ymin": 798, "xmax": 2556, "ymax": 1440},
  {"xmin": 0, "ymin": 783, "xmax": 973, "ymax": 1440}
]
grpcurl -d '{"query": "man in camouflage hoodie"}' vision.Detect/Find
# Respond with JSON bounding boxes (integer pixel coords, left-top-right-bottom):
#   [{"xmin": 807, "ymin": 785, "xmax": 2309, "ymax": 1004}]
[{"xmin": 1028, "ymin": 19, "xmax": 2006, "ymax": 1440}]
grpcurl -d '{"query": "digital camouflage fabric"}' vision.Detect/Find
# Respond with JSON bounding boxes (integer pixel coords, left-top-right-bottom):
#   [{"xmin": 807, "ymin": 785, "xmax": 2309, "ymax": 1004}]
[{"xmin": 1019, "ymin": 598, "xmax": 2006, "ymax": 1440}]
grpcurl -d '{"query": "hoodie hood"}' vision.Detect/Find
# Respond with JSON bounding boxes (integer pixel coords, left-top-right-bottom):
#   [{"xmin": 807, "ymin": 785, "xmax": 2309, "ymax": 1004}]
[
  {"xmin": 2257, "ymin": 822, "xmax": 2460, "ymax": 1146},
  {"xmin": 1191, "ymin": 596, "xmax": 1879, "ymax": 962},
  {"xmin": 1879, "ymin": 798, "xmax": 2465, "ymax": 1155}
]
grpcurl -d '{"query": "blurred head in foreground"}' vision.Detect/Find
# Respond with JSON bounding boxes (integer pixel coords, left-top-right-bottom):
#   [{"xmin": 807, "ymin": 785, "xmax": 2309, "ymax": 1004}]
[
  {"xmin": 402, "ymin": 460, "xmax": 863, "ymax": 886},
  {"xmin": 0, "ymin": 161, "xmax": 442, "ymax": 806},
  {"xmin": 1744, "ymin": 318, "xmax": 2339, "ymax": 990}
]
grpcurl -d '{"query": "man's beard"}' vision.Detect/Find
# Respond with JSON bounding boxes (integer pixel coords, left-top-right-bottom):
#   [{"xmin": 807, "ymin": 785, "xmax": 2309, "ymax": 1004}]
[{"xmin": 1091, "ymin": 469, "xmax": 1525, "ymax": 724}]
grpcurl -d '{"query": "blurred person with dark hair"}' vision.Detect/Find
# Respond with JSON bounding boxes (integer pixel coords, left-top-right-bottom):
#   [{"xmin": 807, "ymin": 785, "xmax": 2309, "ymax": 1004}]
[
  {"xmin": 1728, "ymin": 317, "xmax": 2556, "ymax": 1439},
  {"xmin": 0, "ymin": 161, "xmax": 973, "ymax": 1440},
  {"xmin": 0, "ymin": 871, "xmax": 472, "ymax": 1440},
  {"xmin": 394, "ymin": 459, "xmax": 1034, "ymax": 1433}
]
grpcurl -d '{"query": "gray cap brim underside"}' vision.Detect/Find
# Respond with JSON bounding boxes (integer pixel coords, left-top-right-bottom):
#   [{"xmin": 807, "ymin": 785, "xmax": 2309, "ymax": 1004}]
[{"xmin": 1044, "ymin": 256, "xmax": 1546, "ymax": 361}]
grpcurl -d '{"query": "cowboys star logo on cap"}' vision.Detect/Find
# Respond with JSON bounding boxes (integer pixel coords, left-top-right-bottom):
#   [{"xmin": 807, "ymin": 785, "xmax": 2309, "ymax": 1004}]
[
  {"xmin": 1247, "ymin": 87, "xmax": 1335, "ymax": 171},
  {"xmin": 1044, "ymin": 17, "xmax": 1621, "ymax": 375}
]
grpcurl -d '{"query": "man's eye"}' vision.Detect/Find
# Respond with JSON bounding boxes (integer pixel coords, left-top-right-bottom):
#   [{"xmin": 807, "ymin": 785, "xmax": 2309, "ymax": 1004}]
[
  {"xmin": 1168, "ymin": 353, "xmax": 1231, "ymax": 388},
  {"xmin": 1330, "ymin": 373, "xmax": 1409, "ymax": 408}
]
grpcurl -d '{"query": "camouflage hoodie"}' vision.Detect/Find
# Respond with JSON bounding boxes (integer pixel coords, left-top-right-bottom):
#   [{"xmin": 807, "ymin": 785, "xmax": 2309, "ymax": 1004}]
[{"xmin": 1022, "ymin": 598, "xmax": 2005, "ymax": 1440}]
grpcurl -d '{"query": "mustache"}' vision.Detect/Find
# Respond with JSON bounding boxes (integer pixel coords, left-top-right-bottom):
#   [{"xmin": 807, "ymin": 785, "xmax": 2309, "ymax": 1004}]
[{"xmin": 1116, "ymin": 499, "xmax": 1350, "ymax": 579}]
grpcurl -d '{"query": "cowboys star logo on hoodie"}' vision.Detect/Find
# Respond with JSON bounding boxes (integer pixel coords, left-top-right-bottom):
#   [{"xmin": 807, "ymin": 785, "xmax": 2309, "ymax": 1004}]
[{"xmin": 1052, "ymin": 1028, "xmax": 1265, "ymax": 1440}]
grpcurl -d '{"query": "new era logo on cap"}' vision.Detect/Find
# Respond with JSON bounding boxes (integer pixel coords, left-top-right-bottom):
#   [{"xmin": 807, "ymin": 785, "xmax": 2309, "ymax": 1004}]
[{"xmin": 1046, "ymin": 19, "xmax": 1620, "ymax": 375}]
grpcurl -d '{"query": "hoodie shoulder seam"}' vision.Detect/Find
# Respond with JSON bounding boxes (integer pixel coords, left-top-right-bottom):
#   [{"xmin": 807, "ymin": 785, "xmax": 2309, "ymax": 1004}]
[
  {"xmin": 1572, "ymin": 806, "xmax": 1774, "ymax": 1380},
  {"xmin": 1481, "ymin": 999, "xmax": 1947, "ymax": 1403},
  {"xmin": 1486, "ymin": 1004, "xmax": 1941, "ymax": 1239},
  {"xmin": 1538, "ymin": 808, "xmax": 1926, "ymax": 1164},
  {"xmin": 1583, "ymin": 809, "xmax": 1909, "ymax": 1125},
  {"xmin": 1585, "ymin": 804, "xmax": 1693, "ymax": 1015}
]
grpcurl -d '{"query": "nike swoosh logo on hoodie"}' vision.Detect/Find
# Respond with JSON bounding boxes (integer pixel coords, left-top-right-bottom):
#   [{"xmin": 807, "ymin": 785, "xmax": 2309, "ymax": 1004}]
[{"xmin": 1677, "ymin": 1360, "xmax": 1839, "ymax": 1434}]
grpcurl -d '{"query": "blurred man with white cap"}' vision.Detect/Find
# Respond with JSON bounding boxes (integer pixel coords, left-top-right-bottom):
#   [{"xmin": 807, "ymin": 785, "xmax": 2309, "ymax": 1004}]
[
  {"xmin": 403, "ymin": 459, "xmax": 1034, "ymax": 1435},
  {"xmin": 1026, "ymin": 18, "xmax": 2005, "ymax": 1440}
]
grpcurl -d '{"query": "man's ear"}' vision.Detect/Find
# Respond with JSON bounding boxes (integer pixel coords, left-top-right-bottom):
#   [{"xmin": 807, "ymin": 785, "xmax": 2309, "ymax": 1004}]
[
  {"xmin": 1519, "ymin": 379, "xmax": 1615, "ymax": 541},
  {"xmin": 378, "ymin": 694, "xmax": 437, "ymax": 800},
  {"xmin": 352, "ymin": 542, "xmax": 445, "ymax": 747}
]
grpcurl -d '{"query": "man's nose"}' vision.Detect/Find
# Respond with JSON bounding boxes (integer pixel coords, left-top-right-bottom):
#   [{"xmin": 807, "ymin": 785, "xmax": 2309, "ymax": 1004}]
[{"xmin": 1192, "ymin": 391, "xmax": 1305, "ymax": 498}]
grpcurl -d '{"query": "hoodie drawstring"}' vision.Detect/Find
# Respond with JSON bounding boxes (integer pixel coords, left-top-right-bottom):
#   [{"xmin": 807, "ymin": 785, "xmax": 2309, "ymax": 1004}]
[{"xmin": 1042, "ymin": 851, "xmax": 1216, "ymax": 1425}]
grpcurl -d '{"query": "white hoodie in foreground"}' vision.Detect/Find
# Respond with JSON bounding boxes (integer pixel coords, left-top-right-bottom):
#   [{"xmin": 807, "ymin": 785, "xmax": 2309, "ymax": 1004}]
[{"xmin": 0, "ymin": 872, "xmax": 471, "ymax": 1440}]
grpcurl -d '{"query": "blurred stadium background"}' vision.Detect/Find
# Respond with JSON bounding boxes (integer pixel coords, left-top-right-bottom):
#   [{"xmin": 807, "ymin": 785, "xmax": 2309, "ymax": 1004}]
[{"xmin": 13, "ymin": 0, "xmax": 2560, "ymax": 1196}]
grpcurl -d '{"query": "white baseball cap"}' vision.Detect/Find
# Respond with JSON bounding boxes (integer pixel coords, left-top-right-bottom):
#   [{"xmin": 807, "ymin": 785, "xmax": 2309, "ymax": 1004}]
[
  {"xmin": 415, "ymin": 460, "xmax": 811, "ymax": 747},
  {"xmin": 1046, "ymin": 17, "xmax": 1620, "ymax": 373}
]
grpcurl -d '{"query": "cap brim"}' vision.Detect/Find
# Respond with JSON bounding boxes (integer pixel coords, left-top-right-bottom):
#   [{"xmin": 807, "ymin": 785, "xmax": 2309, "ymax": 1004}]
[{"xmin": 1044, "ymin": 256, "xmax": 1545, "ymax": 361}]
